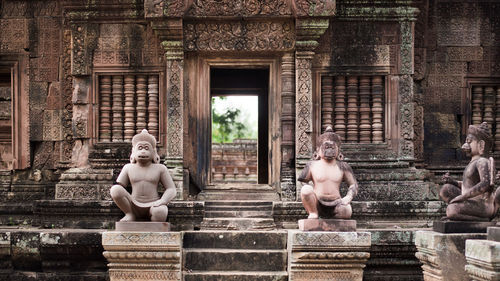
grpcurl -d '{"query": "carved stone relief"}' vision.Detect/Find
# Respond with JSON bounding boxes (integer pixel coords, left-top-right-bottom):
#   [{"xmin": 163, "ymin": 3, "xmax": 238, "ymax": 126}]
[
  {"xmin": 184, "ymin": 20, "xmax": 295, "ymax": 52},
  {"xmin": 186, "ymin": 0, "xmax": 292, "ymax": 17},
  {"xmin": 0, "ymin": 19, "xmax": 29, "ymax": 53}
]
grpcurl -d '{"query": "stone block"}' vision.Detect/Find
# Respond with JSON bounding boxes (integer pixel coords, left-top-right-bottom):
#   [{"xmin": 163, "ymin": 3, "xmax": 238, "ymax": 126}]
[
  {"xmin": 415, "ymin": 230, "xmax": 487, "ymax": 281},
  {"xmin": 488, "ymin": 227, "xmax": 500, "ymax": 242},
  {"xmin": 288, "ymin": 230, "xmax": 371, "ymax": 281},
  {"xmin": 102, "ymin": 231, "xmax": 181, "ymax": 281},
  {"xmin": 298, "ymin": 219, "xmax": 356, "ymax": 232},
  {"xmin": 55, "ymin": 168, "xmax": 113, "ymax": 200},
  {"xmin": 465, "ymin": 239, "xmax": 500, "ymax": 281},
  {"xmin": 433, "ymin": 221, "xmax": 496, "ymax": 233},
  {"xmin": 115, "ymin": 222, "xmax": 171, "ymax": 232}
]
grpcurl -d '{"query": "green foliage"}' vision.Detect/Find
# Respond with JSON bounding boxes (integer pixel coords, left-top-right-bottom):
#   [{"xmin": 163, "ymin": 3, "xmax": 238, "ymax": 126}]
[{"xmin": 212, "ymin": 96, "xmax": 257, "ymax": 143}]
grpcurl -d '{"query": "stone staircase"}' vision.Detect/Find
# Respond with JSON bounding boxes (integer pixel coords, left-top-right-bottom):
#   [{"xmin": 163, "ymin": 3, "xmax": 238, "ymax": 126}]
[
  {"xmin": 201, "ymin": 201, "xmax": 276, "ymax": 230},
  {"xmin": 182, "ymin": 231, "xmax": 288, "ymax": 281},
  {"xmin": 197, "ymin": 184, "xmax": 279, "ymax": 230}
]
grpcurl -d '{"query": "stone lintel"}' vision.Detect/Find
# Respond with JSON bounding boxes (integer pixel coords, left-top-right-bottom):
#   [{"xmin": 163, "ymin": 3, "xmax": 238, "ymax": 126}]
[
  {"xmin": 465, "ymin": 239, "xmax": 500, "ymax": 281},
  {"xmin": 415, "ymin": 230, "xmax": 487, "ymax": 281},
  {"xmin": 433, "ymin": 221, "xmax": 496, "ymax": 234},
  {"xmin": 115, "ymin": 222, "xmax": 171, "ymax": 232},
  {"xmin": 298, "ymin": 219, "xmax": 356, "ymax": 232}
]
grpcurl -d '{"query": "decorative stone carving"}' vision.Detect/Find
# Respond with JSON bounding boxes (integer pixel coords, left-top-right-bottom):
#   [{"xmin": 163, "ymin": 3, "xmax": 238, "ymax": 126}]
[
  {"xmin": 186, "ymin": 0, "xmax": 292, "ymax": 16},
  {"xmin": 288, "ymin": 231, "xmax": 371, "ymax": 281},
  {"xmin": 55, "ymin": 168, "xmax": 113, "ymax": 200},
  {"xmin": 0, "ymin": 19, "xmax": 29, "ymax": 53},
  {"xmin": 102, "ymin": 232, "xmax": 181, "ymax": 281},
  {"xmin": 144, "ymin": 0, "xmax": 185, "ymax": 17},
  {"xmin": 294, "ymin": 0, "xmax": 336, "ymax": 17},
  {"xmin": 32, "ymin": 18, "xmax": 61, "ymax": 82},
  {"xmin": 184, "ymin": 20, "xmax": 295, "ymax": 52},
  {"xmin": 71, "ymin": 24, "xmax": 99, "ymax": 76},
  {"xmin": 466, "ymin": 238, "xmax": 500, "ymax": 281},
  {"xmin": 415, "ymin": 230, "xmax": 487, "ymax": 281}
]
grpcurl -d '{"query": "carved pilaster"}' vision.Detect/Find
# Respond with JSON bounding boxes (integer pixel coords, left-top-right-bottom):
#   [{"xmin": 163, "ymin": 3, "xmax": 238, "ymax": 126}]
[
  {"xmin": 70, "ymin": 24, "xmax": 99, "ymax": 76},
  {"xmin": 295, "ymin": 18, "xmax": 329, "ymax": 197},
  {"xmin": 154, "ymin": 19, "xmax": 185, "ymax": 200},
  {"xmin": 281, "ymin": 53, "xmax": 296, "ymax": 201},
  {"xmin": 398, "ymin": 20, "xmax": 415, "ymax": 160}
]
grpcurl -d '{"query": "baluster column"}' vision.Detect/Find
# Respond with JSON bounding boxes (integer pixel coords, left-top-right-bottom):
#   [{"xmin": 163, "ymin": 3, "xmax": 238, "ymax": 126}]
[
  {"xmin": 135, "ymin": 75, "xmax": 147, "ymax": 132},
  {"xmin": 359, "ymin": 76, "xmax": 371, "ymax": 143},
  {"xmin": 495, "ymin": 87, "xmax": 500, "ymax": 151},
  {"xmin": 484, "ymin": 86, "xmax": 495, "ymax": 130},
  {"xmin": 147, "ymin": 75, "xmax": 159, "ymax": 139},
  {"xmin": 347, "ymin": 76, "xmax": 359, "ymax": 142},
  {"xmin": 334, "ymin": 76, "xmax": 347, "ymax": 141},
  {"xmin": 112, "ymin": 75, "xmax": 124, "ymax": 142},
  {"xmin": 99, "ymin": 75, "xmax": 112, "ymax": 142},
  {"xmin": 371, "ymin": 76, "xmax": 384, "ymax": 143},
  {"xmin": 321, "ymin": 76, "xmax": 333, "ymax": 132},
  {"xmin": 124, "ymin": 75, "xmax": 135, "ymax": 141},
  {"xmin": 472, "ymin": 86, "xmax": 483, "ymax": 125}
]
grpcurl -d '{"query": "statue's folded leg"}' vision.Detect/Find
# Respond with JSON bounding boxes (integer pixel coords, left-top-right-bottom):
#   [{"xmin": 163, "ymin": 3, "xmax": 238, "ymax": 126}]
[
  {"xmin": 333, "ymin": 204, "xmax": 352, "ymax": 219},
  {"xmin": 300, "ymin": 185, "xmax": 319, "ymax": 219},
  {"xmin": 440, "ymin": 183, "xmax": 461, "ymax": 203},
  {"xmin": 150, "ymin": 205, "xmax": 168, "ymax": 222},
  {"xmin": 446, "ymin": 200, "xmax": 492, "ymax": 221},
  {"xmin": 110, "ymin": 184, "xmax": 136, "ymax": 221}
]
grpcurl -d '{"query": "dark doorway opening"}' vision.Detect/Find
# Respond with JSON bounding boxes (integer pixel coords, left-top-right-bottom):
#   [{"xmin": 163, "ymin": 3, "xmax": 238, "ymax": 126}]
[{"xmin": 210, "ymin": 68, "xmax": 269, "ymax": 184}]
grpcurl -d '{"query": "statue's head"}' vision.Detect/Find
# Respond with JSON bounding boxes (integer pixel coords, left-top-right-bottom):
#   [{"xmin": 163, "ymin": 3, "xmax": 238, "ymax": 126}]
[
  {"xmin": 315, "ymin": 126, "xmax": 343, "ymax": 161},
  {"xmin": 130, "ymin": 129, "xmax": 160, "ymax": 164},
  {"xmin": 462, "ymin": 122, "xmax": 493, "ymax": 157}
]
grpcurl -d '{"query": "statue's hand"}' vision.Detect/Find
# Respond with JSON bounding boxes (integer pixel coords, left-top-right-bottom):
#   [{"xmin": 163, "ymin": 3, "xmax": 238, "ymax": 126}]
[
  {"xmin": 450, "ymin": 195, "xmax": 465, "ymax": 204},
  {"xmin": 340, "ymin": 196, "xmax": 351, "ymax": 205},
  {"xmin": 152, "ymin": 199, "xmax": 165, "ymax": 208},
  {"xmin": 442, "ymin": 172, "xmax": 451, "ymax": 184}
]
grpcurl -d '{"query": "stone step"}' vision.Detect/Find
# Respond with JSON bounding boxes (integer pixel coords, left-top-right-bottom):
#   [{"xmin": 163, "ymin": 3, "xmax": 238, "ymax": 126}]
[
  {"xmin": 183, "ymin": 231, "xmax": 287, "ymax": 250},
  {"xmin": 200, "ymin": 218, "xmax": 276, "ymax": 230},
  {"xmin": 184, "ymin": 271, "xmax": 288, "ymax": 281},
  {"xmin": 205, "ymin": 205, "xmax": 272, "ymax": 212},
  {"xmin": 205, "ymin": 201, "xmax": 273, "ymax": 207},
  {"xmin": 205, "ymin": 210, "xmax": 272, "ymax": 218},
  {"xmin": 197, "ymin": 191, "xmax": 279, "ymax": 201},
  {"xmin": 183, "ymin": 249, "xmax": 287, "ymax": 272},
  {"xmin": 204, "ymin": 184, "xmax": 275, "ymax": 191}
]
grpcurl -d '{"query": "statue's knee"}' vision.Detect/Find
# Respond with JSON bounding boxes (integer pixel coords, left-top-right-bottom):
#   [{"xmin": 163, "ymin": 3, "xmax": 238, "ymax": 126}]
[
  {"xmin": 495, "ymin": 188, "xmax": 500, "ymax": 203},
  {"xmin": 301, "ymin": 185, "xmax": 314, "ymax": 197},
  {"xmin": 150, "ymin": 205, "xmax": 168, "ymax": 221},
  {"xmin": 446, "ymin": 204, "xmax": 459, "ymax": 218},
  {"xmin": 110, "ymin": 185, "xmax": 127, "ymax": 199}
]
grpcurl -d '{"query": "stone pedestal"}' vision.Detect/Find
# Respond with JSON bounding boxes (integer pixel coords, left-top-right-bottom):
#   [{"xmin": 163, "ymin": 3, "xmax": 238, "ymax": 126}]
[
  {"xmin": 433, "ymin": 221, "xmax": 495, "ymax": 234},
  {"xmin": 465, "ymin": 227, "xmax": 500, "ymax": 281},
  {"xmin": 115, "ymin": 222, "xmax": 171, "ymax": 232},
  {"xmin": 298, "ymin": 219, "xmax": 356, "ymax": 231},
  {"xmin": 102, "ymin": 231, "xmax": 181, "ymax": 281},
  {"xmin": 415, "ymin": 230, "xmax": 487, "ymax": 281},
  {"xmin": 288, "ymin": 230, "xmax": 371, "ymax": 281}
]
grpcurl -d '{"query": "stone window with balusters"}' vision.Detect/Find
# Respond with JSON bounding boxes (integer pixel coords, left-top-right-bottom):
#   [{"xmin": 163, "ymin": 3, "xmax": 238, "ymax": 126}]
[{"xmin": 469, "ymin": 84, "xmax": 500, "ymax": 152}]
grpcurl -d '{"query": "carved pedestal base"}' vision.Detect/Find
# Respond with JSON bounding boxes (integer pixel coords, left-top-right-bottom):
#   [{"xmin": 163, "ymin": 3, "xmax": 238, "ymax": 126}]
[
  {"xmin": 298, "ymin": 219, "xmax": 356, "ymax": 231},
  {"xmin": 288, "ymin": 230, "xmax": 371, "ymax": 281},
  {"xmin": 415, "ymin": 230, "xmax": 487, "ymax": 281},
  {"xmin": 465, "ymin": 227, "xmax": 500, "ymax": 281},
  {"xmin": 115, "ymin": 222, "xmax": 171, "ymax": 232},
  {"xmin": 102, "ymin": 231, "xmax": 181, "ymax": 281}
]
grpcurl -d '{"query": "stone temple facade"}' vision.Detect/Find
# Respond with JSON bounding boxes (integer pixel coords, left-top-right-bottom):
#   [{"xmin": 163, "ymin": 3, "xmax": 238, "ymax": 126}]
[{"xmin": 0, "ymin": 0, "xmax": 499, "ymax": 280}]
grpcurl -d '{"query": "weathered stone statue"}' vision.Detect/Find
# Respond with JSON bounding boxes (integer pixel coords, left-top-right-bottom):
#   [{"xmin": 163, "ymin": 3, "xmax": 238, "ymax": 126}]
[
  {"xmin": 298, "ymin": 126, "xmax": 358, "ymax": 219},
  {"xmin": 110, "ymin": 129, "xmax": 177, "ymax": 222},
  {"xmin": 440, "ymin": 122, "xmax": 500, "ymax": 221}
]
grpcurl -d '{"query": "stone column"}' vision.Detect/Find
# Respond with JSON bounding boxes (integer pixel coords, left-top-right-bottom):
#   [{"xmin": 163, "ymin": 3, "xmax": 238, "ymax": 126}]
[
  {"xmin": 295, "ymin": 19, "xmax": 329, "ymax": 198},
  {"xmin": 465, "ymin": 227, "xmax": 500, "ymax": 281},
  {"xmin": 153, "ymin": 19, "xmax": 185, "ymax": 200},
  {"xmin": 415, "ymin": 230, "xmax": 487, "ymax": 281},
  {"xmin": 288, "ymin": 230, "xmax": 371, "ymax": 281},
  {"xmin": 102, "ymin": 231, "xmax": 181, "ymax": 281},
  {"xmin": 281, "ymin": 53, "xmax": 296, "ymax": 201}
]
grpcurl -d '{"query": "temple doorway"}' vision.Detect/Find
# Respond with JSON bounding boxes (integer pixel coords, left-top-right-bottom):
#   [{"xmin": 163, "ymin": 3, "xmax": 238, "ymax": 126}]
[{"xmin": 210, "ymin": 68, "xmax": 269, "ymax": 184}]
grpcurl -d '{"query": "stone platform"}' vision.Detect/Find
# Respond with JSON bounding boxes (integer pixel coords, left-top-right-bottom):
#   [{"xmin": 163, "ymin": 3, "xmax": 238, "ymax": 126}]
[
  {"xmin": 433, "ymin": 221, "xmax": 496, "ymax": 233},
  {"xmin": 465, "ymin": 226, "xmax": 500, "ymax": 281},
  {"xmin": 298, "ymin": 218, "xmax": 356, "ymax": 231},
  {"xmin": 415, "ymin": 230, "xmax": 487, "ymax": 281},
  {"xmin": 288, "ymin": 230, "xmax": 371, "ymax": 281},
  {"xmin": 115, "ymin": 221, "xmax": 171, "ymax": 232},
  {"xmin": 102, "ymin": 231, "xmax": 181, "ymax": 281}
]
